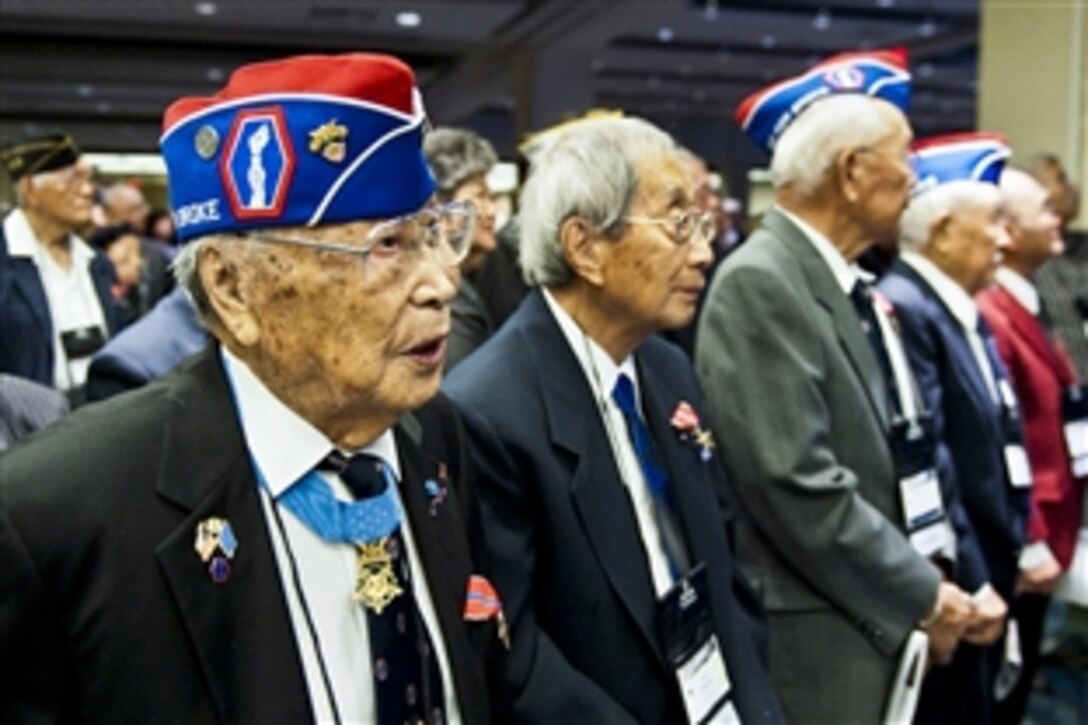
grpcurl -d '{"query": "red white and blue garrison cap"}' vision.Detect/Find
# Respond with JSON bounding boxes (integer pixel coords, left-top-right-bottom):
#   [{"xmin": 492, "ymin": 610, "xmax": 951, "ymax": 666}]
[
  {"xmin": 736, "ymin": 48, "xmax": 912, "ymax": 155},
  {"xmin": 161, "ymin": 53, "xmax": 436, "ymax": 242},
  {"xmin": 909, "ymin": 132, "xmax": 1011, "ymax": 197}
]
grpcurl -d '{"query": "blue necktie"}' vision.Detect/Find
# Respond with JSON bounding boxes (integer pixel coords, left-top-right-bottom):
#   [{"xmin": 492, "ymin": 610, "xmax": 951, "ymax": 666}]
[{"xmin": 612, "ymin": 373, "xmax": 690, "ymax": 577}]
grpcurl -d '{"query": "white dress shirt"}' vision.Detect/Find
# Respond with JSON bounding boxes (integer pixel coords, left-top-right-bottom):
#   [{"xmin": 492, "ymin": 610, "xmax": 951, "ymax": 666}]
[
  {"xmin": 542, "ymin": 289, "xmax": 675, "ymax": 597},
  {"xmin": 222, "ymin": 348, "xmax": 462, "ymax": 724},
  {"xmin": 902, "ymin": 252, "xmax": 1001, "ymax": 405},
  {"xmin": 4, "ymin": 209, "xmax": 107, "ymax": 390},
  {"xmin": 778, "ymin": 206, "xmax": 858, "ymax": 294},
  {"xmin": 994, "ymin": 267, "xmax": 1041, "ymax": 317}
]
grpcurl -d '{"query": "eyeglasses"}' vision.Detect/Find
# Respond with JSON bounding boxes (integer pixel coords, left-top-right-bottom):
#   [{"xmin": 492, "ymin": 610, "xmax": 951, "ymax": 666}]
[
  {"xmin": 246, "ymin": 200, "xmax": 476, "ymax": 275},
  {"xmin": 623, "ymin": 209, "xmax": 716, "ymax": 246},
  {"xmin": 33, "ymin": 164, "xmax": 93, "ymax": 192}
]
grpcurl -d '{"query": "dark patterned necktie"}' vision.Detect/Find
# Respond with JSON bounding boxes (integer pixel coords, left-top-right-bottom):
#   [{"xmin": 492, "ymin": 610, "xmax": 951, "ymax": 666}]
[
  {"xmin": 323, "ymin": 452, "xmax": 447, "ymax": 725},
  {"xmin": 850, "ymin": 279, "xmax": 900, "ymax": 417}
]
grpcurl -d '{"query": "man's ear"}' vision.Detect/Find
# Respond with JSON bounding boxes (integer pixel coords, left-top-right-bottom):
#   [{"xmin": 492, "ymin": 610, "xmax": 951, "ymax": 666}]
[
  {"xmin": 927, "ymin": 212, "xmax": 957, "ymax": 257},
  {"xmin": 559, "ymin": 216, "xmax": 607, "ymax": 287},
  {"xmin": 834, "ymin": 147, "xmax": 865, "ymax": 204},
  {"xmin": 16, "ymin": 176, "xmax": 38, "ymax": 207},
  {"xmin": 198, "ymin": 240, "xmax": 261, "ymax": 347}
]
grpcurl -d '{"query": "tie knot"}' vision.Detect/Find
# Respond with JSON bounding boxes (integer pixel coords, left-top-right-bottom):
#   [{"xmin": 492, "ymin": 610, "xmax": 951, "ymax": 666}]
[
  {"xmin": 850, "ymin": 278, "xmax": 872, "ymax": 305},
  {"xmin": 612, "ymin": 373, "xmax": 638, "ymax": 416},
  {"xmin": 319, "ymin": 451, "xmax": 388, "ymax": 500}
]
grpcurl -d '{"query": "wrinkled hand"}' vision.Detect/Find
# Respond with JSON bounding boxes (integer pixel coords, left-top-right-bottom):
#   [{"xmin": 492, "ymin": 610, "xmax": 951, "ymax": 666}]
[
  {"xmin": 923, "ymin": 582, "xmax": 973, "ymax": 666},
  {"xmin": 1017, "ymin": 551, "xmax": 1062, "ymax": 595},
  {"xmin": 964, "ymin": 587, "xmax": 1007, "ymax": 646}
]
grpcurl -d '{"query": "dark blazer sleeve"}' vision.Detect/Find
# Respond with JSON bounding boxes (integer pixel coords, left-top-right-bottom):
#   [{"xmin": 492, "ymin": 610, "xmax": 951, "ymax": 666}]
[
  {"xmin": 891, "ymin": 298, "xmax": 990, "ymax": 592},
  {"xmin": 85, "ymin": 351, "xmax": 145, "ymax": 402},
  {"xmin": 453, "ymin": 395, "xmax": 638, "ymax": 724}
]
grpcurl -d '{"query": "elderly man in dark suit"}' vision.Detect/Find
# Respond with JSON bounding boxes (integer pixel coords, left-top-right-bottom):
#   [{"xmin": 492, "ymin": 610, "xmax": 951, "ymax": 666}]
[
  {"xmin": 877, "ymin": 134, "xmax": 1026, "ymax": 724},
  {"xmin": 0, "ymin": 131, "xmax": 124, "ymax": 399},
  {"xmin": 1, "ymin": 53, "xmax": 509, "ymax": 724},
  {"xmin": 695, "ymin": 49, "xmax": 976, "ymax": 724},
  {"xmin": 445, "ymin": 116, "xmax": 783, "ymax": 724}
]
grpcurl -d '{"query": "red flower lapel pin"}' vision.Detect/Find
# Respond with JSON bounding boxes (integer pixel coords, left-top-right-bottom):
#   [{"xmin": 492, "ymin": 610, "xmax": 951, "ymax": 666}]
[{"xmin": 669, "ymin": 401, "xmax": 715, "ymax": 461}]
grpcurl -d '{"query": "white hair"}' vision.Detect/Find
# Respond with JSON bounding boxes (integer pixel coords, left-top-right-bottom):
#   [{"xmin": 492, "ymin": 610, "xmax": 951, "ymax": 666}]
[
  {"xmin": 999, "ymin": 167, "xmax": 1046, "ymax": 226},
  {"xmin": 770, "ymin": 95, "xmax": 903, "ymax": 195},
  {"xmin": 898, "ymin": 180, "xmax": 1003, "ymax": 251},
  {"xmin": 518, "ymin": 116, "xmax": 677, "ymax": 287},
  {"xmin": 172, "ymin": 233, "xmax": 261, "ymax": 328}
]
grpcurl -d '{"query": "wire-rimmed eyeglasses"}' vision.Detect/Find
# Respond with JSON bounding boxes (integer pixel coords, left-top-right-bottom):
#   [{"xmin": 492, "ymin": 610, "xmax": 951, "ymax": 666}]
[
  {"xmin": 244, "ymin": 200, "xmax": 477, "ymax": 273},
  {"xmin": 623, "ymin": 209, "xmax": 716, "ymax": 246}
]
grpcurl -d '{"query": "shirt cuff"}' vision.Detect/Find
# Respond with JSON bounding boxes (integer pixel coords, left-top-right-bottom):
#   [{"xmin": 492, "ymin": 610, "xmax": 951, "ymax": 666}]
[{"xmin": 1019, "ymin": 541, "xmax": 1056, "ymax": 571}]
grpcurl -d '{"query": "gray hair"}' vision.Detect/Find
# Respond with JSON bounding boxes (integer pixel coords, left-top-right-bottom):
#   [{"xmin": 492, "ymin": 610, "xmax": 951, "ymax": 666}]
[
  {"xmin": 518, "ymin": 116, "xmax": 677, "ymax": 287},
  {"xmin": 771, "ymin": 95, "xmax": 903, "ymax": 195},
  {"xmin": 423, "ymin": 127, "xmax": 498, "ymax": 199},
  {"xmin": 899, "ymin": 180, "xmax": 1003, "ymax": 251},
  {"xmin": 172, "ymin": 234, "xmax": 262, "ymax": 329}
]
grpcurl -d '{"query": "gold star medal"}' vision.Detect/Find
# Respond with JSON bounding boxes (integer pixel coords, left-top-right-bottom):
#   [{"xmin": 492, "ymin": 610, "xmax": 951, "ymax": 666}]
[{"xmin": 354, "ymin": 538, "xmax": 403, "ymax": 614}]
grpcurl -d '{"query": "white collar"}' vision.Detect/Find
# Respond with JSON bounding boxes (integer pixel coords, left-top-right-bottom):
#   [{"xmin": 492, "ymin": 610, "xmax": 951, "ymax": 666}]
[
  {"xmin": 901, "ymin": 251, "xmax": 979, "ymax": 331},
  {"xmin": 220, "ymin": 347, "xmax": 400, "ymax": 497},
  {"xmin": 994, "ymin": 267, "xmax": 1040, "ymax": 316},
  {"xmin": 3, "ymin": 208, "xmax": 94, "ymax": 266},
  {"xmin": 541, "ymin": 288, "xmax": 640, "ymax": 408},
  {"xmin": 777, "ymin": 205, "xmax": 858, "ymax": 294}
]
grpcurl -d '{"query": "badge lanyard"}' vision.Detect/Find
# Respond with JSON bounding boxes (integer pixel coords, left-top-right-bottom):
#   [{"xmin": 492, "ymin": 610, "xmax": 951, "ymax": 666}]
[{"xmin": 266, "ymin": 485, "xmax": 345, "ymax": 725}]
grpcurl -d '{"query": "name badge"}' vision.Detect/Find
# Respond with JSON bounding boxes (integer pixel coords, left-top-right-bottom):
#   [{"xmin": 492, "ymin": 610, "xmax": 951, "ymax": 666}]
[
  {"xmin": 997, "ymin": 399, "xmax": 1033, "ymax": 489},
  {"xmin": 890, "ymin": 416, "xmax": 952, "ymax": 558},
  {"xmin": 1003, "ymin": 445, "xmax": 1033, "ymax": 488},
  {"xmin": 1062, "ymin": 386, "xmax": 1088, "ymax": 477},
  {"xmin": 659, "ymin": 564, "xmax": 738, "ymax": 724}
]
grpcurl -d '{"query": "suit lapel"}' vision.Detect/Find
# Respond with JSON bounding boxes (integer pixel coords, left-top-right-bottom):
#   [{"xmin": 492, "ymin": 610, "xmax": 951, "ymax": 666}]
[
  {"xmin": 90, "ymin": 253, "xmax": 122, "ymax": 334},
  {"xmin": 897, "ymin": 261, "xmax": 998, "ymax": 416},
  {"xmin": 154, "ymin": 348, "xmax": 312, "ymax": 723},
  {"xmin": 523, "ymin": 292, "xmax": 664, "ymax": 662},
  {"xmin": 638, "ymin": 355, "xmax": 709, "ymax": 565},
  {"xmin": 393, "ymin": 412, "xmax": 490, "ymax": 722},
  {"xmin": 9, "ymin": 257, "xmax": 53, "ymax": 338},
  {"xmin": 993, "ymin": 287, "xmax": 1069, "ymax": 379},
  {"xmin": 766, "ymin": 210, "xmax": 892, "ymax": 428}
]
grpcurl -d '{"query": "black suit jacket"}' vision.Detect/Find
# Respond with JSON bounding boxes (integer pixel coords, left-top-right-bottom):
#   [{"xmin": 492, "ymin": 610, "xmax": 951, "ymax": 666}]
[
  {"xmin": 0, "ymin": 346, "xmax": 507, "ymax": 723},
  {"xmin": 0, "ymin": 223, "xmax": 123, "ymax": 387},
  {"xmin": 879, "ymin": 259, "xmax": 1028, "ymax": 599},
  {"xmin": 444, "ymin": 290, "xmax": 783, "ymax": 724}
]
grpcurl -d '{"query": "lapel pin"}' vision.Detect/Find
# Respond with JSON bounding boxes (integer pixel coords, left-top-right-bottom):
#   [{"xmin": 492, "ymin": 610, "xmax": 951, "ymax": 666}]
[
  {"xmin": 308, "ymin": 119, "xmax": 349, "ymax": 163},
  {"xmin": 194, "ymin": 516, "xmax": 238, "ymax": 584},
  {"xmin": 670, "ymin": 400, "xmax": 716, "ymax": 462},
  {"xmin": 464, "ymin": 574, "xmax": 509, "ymax": 649},
  {"xmin": 424, "ymin": 462, "xmax": 450, "ymax": 517}
]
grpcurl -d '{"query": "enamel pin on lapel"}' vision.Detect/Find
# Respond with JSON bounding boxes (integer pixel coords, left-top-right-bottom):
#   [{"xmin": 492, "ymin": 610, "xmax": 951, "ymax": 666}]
[
  {"xmin": 464, "ymin": 574, "xmax": 510, "ymax": 649},
  {"xmin": 424, "ymin": 461, "xmax": 449, "ymax": 517},
  {"xmin": 670, "ymin": 401, "xmax": 716, "ymax": 462},
  {"xmin": 194, "ymin": 517, "xmax": 238, "ymax": 584}
]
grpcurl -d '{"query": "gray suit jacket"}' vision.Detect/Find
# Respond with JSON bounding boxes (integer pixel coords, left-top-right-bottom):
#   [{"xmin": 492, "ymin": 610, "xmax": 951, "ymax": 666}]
[{"xmin": 695, "ymin": 208, "xmax": 941, "ymax": 723}]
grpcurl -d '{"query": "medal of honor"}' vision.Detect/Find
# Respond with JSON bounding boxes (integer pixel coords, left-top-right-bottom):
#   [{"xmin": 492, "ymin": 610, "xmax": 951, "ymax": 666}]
[{"xmin": 354, "ymin": 538, "xmax": 403, "ymax": 614}]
